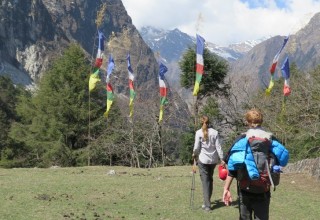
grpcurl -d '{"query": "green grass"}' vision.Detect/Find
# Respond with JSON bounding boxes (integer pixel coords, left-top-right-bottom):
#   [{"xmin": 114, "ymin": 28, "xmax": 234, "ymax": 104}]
[{"xmin": 0, "ymin": 166, "xmax": 319, "ymax": 220}]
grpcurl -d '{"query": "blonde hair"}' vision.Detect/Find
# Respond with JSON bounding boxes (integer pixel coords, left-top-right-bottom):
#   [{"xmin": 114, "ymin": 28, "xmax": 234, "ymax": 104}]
[
  {"xmin": 201, "ymin": 115, "xmax": 209, "ymax": 141},
  {"xmin": 245, "ymin": 108, "xmax": 263, "ymax": 128}
]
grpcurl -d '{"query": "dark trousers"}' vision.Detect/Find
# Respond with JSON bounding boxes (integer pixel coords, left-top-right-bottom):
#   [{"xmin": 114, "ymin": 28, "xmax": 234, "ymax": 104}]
[
  {"xmin": 198, "ymin": 162, "xmax": 216, "ymax": 208},
  {"xmin": 239, "ymin": 190, "xmax": 271, "ymax": 220}
]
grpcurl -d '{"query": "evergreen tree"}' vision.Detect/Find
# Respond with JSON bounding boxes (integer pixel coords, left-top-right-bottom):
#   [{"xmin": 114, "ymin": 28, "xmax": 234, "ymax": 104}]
[
  {"xmin": 200, "ymin": 97, "xmax": 224, "ymax": 126},
  {"xmin": 10, "ymin": 44, "xmax": 106, "ymax": 167},
  {"xmin": 179, "ymin": 126, "xmax": 195, "ymax": 165},
  {"xmin": 0, "ymin": 76, "xmax": 21, "ymax": 160},
  {"xmin": 178, "ymin": 47, "xmax": 229, "ymax": 163},
  {"xmin": 179, "ymin": 47, "xmax": 229, "ymax": 100}
]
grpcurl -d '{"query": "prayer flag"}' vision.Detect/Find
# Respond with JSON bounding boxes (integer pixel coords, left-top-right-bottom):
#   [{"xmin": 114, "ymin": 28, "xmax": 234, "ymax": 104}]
[
  {"xmin": 281, "ymin": 57, "xmax": 291, "ymax": 96},
  {"xmin": 127, "ymin": 53, "xmax": 136, "ymax": 118},
  {"xmin": 269, "ymin": 36, "xmax": 289, "ymax": 74},
  {"xmin": 193, "ymin": 34, "xmax": 205, "ymax": 96},
  {"xmin": 266, "ymin": 36, "xmax": 289, "ymax": 95},
  {"xmin": 106, "ymin": 54, "xmax": 115, "ymax": 80},
  {"xmin": 159, "ymin": 62, "xmax": 168, "ymax": 122},
  {"xmin": 89, "ymin": 30, "xmax": 105, "ymax": 92},
  {"xmin": 104, "ymin": 83, "xmax": 114, "ymax": 117},
  {"xmin": 104, "ymin": 54, "xmax": 115, "ymax": 117}
]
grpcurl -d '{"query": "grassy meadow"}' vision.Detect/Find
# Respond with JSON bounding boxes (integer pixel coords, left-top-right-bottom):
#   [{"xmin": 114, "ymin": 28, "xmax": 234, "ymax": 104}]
[{"xmin": 0, "ymin": 166, "xmax": 319, "ymax": 220}]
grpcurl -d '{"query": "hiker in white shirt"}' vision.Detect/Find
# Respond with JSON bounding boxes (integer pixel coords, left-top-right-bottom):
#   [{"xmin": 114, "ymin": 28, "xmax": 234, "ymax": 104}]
[{"xmin": 192, "ymin": 115, "xmax": 225, "ymax": 211}]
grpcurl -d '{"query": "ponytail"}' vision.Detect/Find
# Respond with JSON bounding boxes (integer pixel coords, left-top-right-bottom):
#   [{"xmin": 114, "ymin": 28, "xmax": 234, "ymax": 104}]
[{"xmin": 201, "ymin": 116, "xmax": 209, "ymax": 141}]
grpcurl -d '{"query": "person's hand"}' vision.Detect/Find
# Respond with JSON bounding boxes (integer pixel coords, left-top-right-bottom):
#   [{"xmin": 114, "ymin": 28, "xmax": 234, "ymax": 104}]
[
  {"xmin": 220, "ymin": 160, "xmax": 226, "ymax": 167},
  {"xmin": 222, "ymin": 188, "xmax": 232, "ymax": 206},
  {"xmin": 192, "ymin": 153, "xmax": 198, "ymax": 161}
]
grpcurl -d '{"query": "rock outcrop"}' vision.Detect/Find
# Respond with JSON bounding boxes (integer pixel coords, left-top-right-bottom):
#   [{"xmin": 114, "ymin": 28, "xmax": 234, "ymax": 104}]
[{"xmin": 283, "ymin": 157, "xmax": 320, "ymax": 181}]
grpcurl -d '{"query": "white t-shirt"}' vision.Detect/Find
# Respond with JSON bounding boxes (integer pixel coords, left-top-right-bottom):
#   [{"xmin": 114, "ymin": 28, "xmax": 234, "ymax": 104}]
[{"xmin": 193, "ymin": 128, "xmax": 223, "ymax": 164}]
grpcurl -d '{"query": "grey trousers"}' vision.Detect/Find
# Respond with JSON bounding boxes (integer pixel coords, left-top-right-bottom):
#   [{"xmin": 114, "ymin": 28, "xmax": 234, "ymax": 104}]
[{"xmin": 198, "ymin": 161, "xmax": 216, "ymax": 208}]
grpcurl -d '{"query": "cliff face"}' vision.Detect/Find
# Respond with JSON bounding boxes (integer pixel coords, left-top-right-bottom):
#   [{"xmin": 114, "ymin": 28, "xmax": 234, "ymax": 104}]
[
  {"xmin": 0, "ymin": 0, "xmax": 190, "ymax": 125},
  {"xmin": 0, "ymin": 0, "xmax": 59, "ymax": 84},
  {"xmin": 288, "ymin": 12, "xmax": 320, "ymax": 71},
  {"xmin": 0, "ymin": 0, "xmax": 156, "ymax": 87}
]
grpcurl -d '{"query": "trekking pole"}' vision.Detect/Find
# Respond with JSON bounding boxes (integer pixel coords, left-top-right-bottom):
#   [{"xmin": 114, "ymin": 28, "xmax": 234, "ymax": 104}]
[{"xmin": 190, "ymin": 159, "xmax": 197, "ymax": 209}]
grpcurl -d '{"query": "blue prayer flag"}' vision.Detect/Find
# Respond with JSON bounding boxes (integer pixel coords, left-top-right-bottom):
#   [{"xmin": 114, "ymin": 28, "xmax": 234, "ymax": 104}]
[{"xmin": 281, "ymin": 57, "xmax": 290, "ymax": 79}]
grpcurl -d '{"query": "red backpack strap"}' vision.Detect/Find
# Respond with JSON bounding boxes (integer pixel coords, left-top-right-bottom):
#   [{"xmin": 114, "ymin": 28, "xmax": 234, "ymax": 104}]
[{"xmin": 248, "ymin": 136, "xmax": 271, "ymax": 144}]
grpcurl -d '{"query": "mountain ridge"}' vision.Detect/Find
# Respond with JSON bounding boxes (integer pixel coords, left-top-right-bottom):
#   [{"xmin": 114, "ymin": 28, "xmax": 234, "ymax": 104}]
[
  {"xmin": 140, "ymin": 26, "xmax": 267, "ymax": 63},
  {"xmin": 228, "ymin": 11, "xmax": 320, "ymax": 98},
  {"xmin": 139, "ymin": 26, "xmax": 269, "ymax": 110},
  {"xmin": 0, "ymin": 0, "xmax": 190, "ymax": 125},
  {"xmin": 139, "ymin": 12, "xmax": 320, "ymax": 104}
]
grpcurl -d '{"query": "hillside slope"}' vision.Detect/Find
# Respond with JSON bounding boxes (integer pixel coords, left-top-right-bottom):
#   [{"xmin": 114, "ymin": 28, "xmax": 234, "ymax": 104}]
[
  {"xmin": 0, "ymin": 0, "xmax": 190, "ymax": 126},
  {"xmin": 228, "ymin": 12, "xmax": 320, "ymax": 97}
]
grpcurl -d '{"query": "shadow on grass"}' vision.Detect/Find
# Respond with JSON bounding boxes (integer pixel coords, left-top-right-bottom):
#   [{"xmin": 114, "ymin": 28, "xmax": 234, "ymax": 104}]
[{"xmin": 211, "ymin": 198, "xmax": 239, "ymax": 210}]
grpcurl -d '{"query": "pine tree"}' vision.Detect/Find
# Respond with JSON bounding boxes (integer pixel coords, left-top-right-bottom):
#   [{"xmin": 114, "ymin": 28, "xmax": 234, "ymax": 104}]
[
  {"xmin": 10, "ymin": 44, "xmax": 105, "ymax": 167},
  {"xmin": 178, "ymin": 47, "xmax": 229, "ymax": 164},
  {"xmin": 179, "ymin": 47, "xmax": 229, "ymax": 99},
  {"xmin": 0, "ymin": 76, "xmax": 20, "ymax": 160}
]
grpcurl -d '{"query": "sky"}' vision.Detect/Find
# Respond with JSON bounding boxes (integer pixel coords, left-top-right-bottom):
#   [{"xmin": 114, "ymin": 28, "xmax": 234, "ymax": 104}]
[{"xmin": 122, "ymin": 0, "xmax": 320, "ymax": 46}]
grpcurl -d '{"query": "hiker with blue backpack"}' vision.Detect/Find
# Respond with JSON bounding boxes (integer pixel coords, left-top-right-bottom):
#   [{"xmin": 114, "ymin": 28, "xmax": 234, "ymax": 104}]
[
  {"xmin": 222, "ymin": 108, "xmax": 289, "ymax": 220},
  {"xmin": 192, "ymin": 115, "xmax": 225, "ymax": 211}
]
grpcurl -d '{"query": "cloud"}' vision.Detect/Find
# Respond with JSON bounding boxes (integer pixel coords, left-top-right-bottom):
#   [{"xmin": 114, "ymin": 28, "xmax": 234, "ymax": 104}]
[{"xmin": 122, "ymin": 0, "xmax": 320, "ymax": 46}]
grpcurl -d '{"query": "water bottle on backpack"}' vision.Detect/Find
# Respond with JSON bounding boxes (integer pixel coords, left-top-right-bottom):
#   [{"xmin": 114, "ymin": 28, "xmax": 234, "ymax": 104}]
[{"xmin": 271, "ymin": 165, "xmax": 281, "ymax": 186}]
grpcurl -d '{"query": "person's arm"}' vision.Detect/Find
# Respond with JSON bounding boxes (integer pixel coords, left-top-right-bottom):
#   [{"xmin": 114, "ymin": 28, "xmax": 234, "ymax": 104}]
[
  {"xmin": 192, "ymin": 131, "xmax": 201, "ymax": 159},
  {"xmin": 215, "ymin": 133, "xmax": 226, "ymax": 166},
  {"xmin": 222, "ymin": 175, "xmax": 234, "ymax": 206}
]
